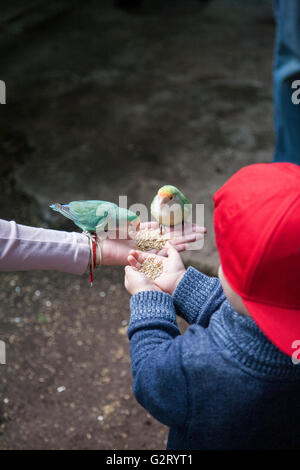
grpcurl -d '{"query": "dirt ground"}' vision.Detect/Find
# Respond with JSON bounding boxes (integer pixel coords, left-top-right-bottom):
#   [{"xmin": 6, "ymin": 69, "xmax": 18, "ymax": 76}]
[{"xmin": 0, "ymin": 0, "xmax": 275, "ymax": 450}]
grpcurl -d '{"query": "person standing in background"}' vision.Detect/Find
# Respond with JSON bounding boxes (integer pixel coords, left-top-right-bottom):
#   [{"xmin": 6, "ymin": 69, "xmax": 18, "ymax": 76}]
[{"xmin": 273, "ymin": 0, "xmax": 300, "ymax": 164}]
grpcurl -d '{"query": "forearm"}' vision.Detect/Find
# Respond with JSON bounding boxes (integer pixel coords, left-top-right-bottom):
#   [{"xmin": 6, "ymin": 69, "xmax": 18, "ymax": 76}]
[
  {"xmin": 128, "ymin": 291, "xmax": 180, "ymax": 368},
  {"xmin": 0, "ymin": 219, "xmax": 90, "ymax": 274},
  {"xmin": 172, "ymin": 267, "xmax": 226, "ymax": 326},
  {"xmin": 128, "ymin": 291, "xmax": 187, "ymax": 427}
]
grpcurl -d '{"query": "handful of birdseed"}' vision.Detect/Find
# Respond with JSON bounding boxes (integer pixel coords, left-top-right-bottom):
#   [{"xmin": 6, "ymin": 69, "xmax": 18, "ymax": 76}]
[
  {"xmin": 134, "ymin": 229, "xmax": 169, "ymax": 252},
  {"xmin": 140, "ymin": 257, "xmax": 163, "ymax": 280}
]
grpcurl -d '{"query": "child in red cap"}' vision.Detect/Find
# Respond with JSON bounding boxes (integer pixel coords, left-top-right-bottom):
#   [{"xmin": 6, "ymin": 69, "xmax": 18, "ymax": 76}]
[{"xmin": 124, "ymin": 162, "xmax": 300, "ymax": 450}]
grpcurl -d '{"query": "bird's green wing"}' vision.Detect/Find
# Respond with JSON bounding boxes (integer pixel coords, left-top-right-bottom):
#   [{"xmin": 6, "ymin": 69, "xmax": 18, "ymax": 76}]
[
  {"xmin": 179, "ymin": 191, "xmax": 190, "ymax": 206},
  {"xmin": 68, "ymin": 200, "xmax": 117, "ymax": 232},
  {"xmin": 117, "ymin": 207, "xmax": 139, "ymax": 223}
]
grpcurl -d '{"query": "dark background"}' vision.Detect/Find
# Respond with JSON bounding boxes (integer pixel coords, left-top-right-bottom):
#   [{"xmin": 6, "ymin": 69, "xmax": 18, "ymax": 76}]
[{"xmin": 0, "ymin": 0, "xmax": 274, "ymax": 449}]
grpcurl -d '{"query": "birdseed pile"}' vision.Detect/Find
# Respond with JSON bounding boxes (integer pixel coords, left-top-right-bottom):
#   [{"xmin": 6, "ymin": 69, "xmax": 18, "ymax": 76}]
[
  {"xmin": 134, "ymin": 229, "xmax": 169, "ymax": 252},
  {"xmin": 140, "ymin": 257, "xmax": 163, "ymax": 280}
]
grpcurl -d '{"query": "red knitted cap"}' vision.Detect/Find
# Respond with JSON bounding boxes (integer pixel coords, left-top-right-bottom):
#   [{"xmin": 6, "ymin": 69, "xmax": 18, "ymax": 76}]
[{"xmin": 213, "ymin": 163, "xmax": 300, "ymax": 357}]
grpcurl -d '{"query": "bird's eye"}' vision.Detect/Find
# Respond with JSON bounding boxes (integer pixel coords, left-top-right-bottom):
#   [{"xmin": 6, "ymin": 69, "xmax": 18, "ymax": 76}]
[{"xmin": 170, "ymin": 196, "xmax": 173, "ymax": 200}]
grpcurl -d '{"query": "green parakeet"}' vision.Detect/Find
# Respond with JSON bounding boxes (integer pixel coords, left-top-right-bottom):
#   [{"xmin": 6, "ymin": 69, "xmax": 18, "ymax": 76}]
[
  {"xmin": 50, "ymin": 200, "xmax": 140, "ymax": 234},
  {"xmin": 151, "ymin": 185, "xmax": 191, "ymax": 228}
]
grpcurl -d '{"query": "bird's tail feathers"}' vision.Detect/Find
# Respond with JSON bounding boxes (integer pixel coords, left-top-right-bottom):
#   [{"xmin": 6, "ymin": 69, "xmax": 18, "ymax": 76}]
[{"xmin": 50, "ymin": 203, "xmax": 75, "ymax": 222}]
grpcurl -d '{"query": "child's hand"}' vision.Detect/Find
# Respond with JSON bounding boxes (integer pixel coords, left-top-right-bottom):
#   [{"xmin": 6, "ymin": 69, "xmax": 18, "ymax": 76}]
[
  {"xmin": 124, "ymin": 265, "xmax": 162, "ymax": 296},
  {"xmin": 128, "ymin": 242, "xmax": 186, "ymax": 295}
]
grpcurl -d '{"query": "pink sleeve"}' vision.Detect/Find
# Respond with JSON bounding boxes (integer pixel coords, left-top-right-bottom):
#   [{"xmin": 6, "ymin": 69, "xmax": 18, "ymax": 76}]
[{"xmin": 0, "ymin": 219, "xmax": 90, "ymax": 274}]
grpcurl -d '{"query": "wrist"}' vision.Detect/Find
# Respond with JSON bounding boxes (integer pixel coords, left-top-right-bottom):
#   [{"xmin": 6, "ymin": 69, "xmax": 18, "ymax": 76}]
[
  {"xmin": 95, "ymin": 241, "xmax": 102, "ymax": 266},
  {"xmin": 97, "ymin": 239, "xmax": 111, "ymax": 266},
  {"xmin": 132, "ymin": 286, "xmax": 161, "ymax": 296},
  {"xmin": 170, "ymin": 270, "xmax": 186, "ymax": 295}
]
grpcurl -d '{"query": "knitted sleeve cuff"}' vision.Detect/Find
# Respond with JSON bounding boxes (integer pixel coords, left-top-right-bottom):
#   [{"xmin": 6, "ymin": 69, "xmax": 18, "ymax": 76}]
[
  {"xmin": 172, "ymin": 266, "xmax": 220, "ymax": 324},
  {"xmin": 129, "ymin": 290, "xmax": 177, "ymax": 327}
]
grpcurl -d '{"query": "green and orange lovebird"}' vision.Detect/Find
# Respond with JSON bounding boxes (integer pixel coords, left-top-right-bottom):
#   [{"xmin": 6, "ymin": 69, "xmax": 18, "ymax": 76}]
[
  {"xmin": 151, "ymin": 185, "xmax": 191, "ymax": 231},
  {"xmin": 50, "ymin": 200, "xmax": 140, "ymax": 234}
]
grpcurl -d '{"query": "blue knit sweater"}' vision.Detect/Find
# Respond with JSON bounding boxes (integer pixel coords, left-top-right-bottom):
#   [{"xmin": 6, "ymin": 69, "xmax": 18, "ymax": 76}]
[{"xmin": 128, "ymin": 267, "xmax": 300, "ymax": 450}]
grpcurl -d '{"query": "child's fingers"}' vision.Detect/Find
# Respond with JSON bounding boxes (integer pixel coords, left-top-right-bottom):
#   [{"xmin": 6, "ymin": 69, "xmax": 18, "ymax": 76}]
[
  {"xmin": 129, "ymin": 250, "xmax": 152, "ymax": 264},
  {"xmin": 127, "ymin": 255, "xmax": 137, "ymax": 267},
  {"xmin": 127, "ymin": 255, "xmax": 142, "ymax": 269},
  {"xmin": 129, "ymin": 249, "xmax": 142, "ymax": 259}
]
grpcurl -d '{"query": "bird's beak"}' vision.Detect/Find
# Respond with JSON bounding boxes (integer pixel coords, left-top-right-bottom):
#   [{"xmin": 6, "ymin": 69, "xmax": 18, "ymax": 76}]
[
  {"xmin": 129, "ymin": 218, "xmax": 140, "ymax": 232},
  {"xmin": 135, "ymin": 218, "xmax": 140, "ymax": 231},
  {"xmin": 158, "ymin": 195, "xmax": 170, "ymax": 206}
]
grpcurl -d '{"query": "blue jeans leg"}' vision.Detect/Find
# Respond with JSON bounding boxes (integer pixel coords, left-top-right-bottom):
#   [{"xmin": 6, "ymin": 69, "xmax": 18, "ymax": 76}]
[{"xmin": 273, "ymin": 0, "xmax": 300, "ymax": 164}]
